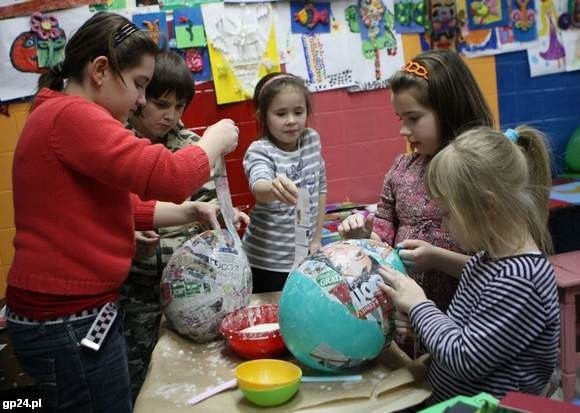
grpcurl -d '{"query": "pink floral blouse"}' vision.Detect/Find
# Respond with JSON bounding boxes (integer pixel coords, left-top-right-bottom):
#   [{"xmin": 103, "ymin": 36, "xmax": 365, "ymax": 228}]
[{"xmin": 374, "ymin": 153, "xmax": 462, "ymax": 313}]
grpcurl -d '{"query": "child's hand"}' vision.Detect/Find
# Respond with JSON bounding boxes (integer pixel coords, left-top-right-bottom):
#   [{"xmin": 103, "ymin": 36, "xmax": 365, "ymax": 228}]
[
  {"xmin": 397, "ymin": 239, "xmax": 437, "ymax": 272},
  {"xmin": 394, "ymin": 312, "xmax": 415, "ymax": 337},
  {"xmin": 135, "ymin": 230, "xmax": 160, "ymax": 258},
  {"xmin": 271, "ymin": 174, "xmax": 298, "ymax": 204},
  {"xmin": 309, "ymin": 238, "xmax": 322, "ymax": 254},
  {"xmin": 199, "ymin": 119, "xmax": 239, "ymax": 161},
  {"xmin": 191, "ymin": 202, "xmax": 221, "ymax": 229},
  {"xmin": 378, "ymin": 265, "xmax": 427, "ymax": 314},
  {"xmin": 231, "ymin": 208, "xmax": 250, "ymax": 230},
  {"xmin": 338, "ymin": 213, "xmax": 374, "ymax": 239}
]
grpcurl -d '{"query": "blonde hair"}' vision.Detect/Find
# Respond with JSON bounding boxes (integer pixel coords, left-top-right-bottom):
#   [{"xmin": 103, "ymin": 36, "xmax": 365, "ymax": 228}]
[{"xmin": 426, "ymin": 126, "xmax": 553, "ymax": 258}]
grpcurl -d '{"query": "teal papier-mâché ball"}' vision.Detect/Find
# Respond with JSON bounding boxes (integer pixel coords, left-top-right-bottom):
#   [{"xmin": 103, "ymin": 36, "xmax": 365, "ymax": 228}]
[{"xmin": 279, "ymin": 239, "xmax": 406, "ymax": 372}]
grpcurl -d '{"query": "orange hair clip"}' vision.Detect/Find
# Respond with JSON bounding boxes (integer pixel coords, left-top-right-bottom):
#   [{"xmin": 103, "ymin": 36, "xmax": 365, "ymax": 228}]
[{"xmin": 402, "ymin": 61, "xmax": 429, "ymax": 81}]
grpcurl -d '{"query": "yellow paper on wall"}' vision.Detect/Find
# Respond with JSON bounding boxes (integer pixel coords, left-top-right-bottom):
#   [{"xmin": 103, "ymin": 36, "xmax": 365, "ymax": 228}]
[{"xmin": 208, "ymin": 24, "xmax": 281, "ymax": 105}]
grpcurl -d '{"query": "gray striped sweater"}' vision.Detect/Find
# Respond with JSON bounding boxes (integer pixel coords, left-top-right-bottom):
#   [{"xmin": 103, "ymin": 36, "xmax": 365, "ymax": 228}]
[
  {"xmin": 410, "ymin": 251, "xmax": 559, "ymax": 405},
  {"xmin": 242, "ymin": 128, "xmax": 327, "ymax": 272}
]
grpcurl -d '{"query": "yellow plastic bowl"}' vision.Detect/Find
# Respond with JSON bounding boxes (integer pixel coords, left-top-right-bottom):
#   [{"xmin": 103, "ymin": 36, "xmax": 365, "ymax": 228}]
[{"xmin": 235, "ymin": 359, "xmax": 302, "ymax": 391}]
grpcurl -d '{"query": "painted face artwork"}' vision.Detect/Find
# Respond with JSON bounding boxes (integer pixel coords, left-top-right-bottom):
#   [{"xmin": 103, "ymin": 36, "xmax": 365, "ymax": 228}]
[
  {"xmin": 9, "ymin": 12, "xmax": 66, "ymax": 73},
  {"xmin": 129, "ymin": 92, "xmax": 187, "ymax": 142},
  {"xmin": 265, "ymin": 86, "xmax": 308, "ymax": 152},
  {"xmin": 391, "ymin": 89, "xmax": 441, "ymax": 156},
  {"xmin": 10, "ymin": 32, "xmax": 40, "ymax": 73}
]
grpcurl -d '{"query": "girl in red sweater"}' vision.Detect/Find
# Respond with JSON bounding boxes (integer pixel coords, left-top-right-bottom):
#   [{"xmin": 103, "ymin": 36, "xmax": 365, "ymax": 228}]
[{"xmin": 6, "ymin": 12, "xmax": 238, "ymax": 413}]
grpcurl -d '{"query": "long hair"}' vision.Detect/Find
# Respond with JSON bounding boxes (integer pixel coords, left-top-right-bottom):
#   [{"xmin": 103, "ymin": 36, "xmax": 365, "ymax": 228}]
[
  {"xmin": 37, "ymin": 12, "xmax": 159, "ymax": 94},
  {"xmin": 426, "ymin": 126, "xmax": 553, "ymax": 258},
  {"xmin": 389, "ymin": 50, "xmax": 494, "ymax": 150},
  {"xmin": 253, "ymin": 72, "xmax": 312, "ymax": 140}
]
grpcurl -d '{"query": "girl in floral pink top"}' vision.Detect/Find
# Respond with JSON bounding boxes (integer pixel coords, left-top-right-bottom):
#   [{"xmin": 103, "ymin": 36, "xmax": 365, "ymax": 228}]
[{"xmin": 339, "ymin": 50, "xmax": 494, "ymax": 357}]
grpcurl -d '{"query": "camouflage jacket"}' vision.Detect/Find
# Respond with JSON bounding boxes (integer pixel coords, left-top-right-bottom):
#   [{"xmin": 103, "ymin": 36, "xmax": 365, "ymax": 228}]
[{"xmin": 127, "ymin": 122, "xmax": 217, "ymax": 284}]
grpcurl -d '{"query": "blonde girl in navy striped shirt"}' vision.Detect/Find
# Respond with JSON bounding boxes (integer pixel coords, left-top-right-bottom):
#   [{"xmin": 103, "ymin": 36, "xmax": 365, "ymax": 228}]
[{"xmin": 379, "ymin": 126, "xmax": 559, "ymax": 405}]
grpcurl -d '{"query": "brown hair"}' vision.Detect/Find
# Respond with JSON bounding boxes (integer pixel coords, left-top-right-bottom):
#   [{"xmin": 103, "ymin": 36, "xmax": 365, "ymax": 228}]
[
  {"xmin": 389, "ymin": 50, "xmax": 494, "ymax": 150},
  {"xmin": 37, "ymin": 12, "xmax": 159, "ymax": 93},
  {"xmin": 426, "ymin": 126, "xmax": 553, "ymax": 258},
  {"xmin": 145, "ymin": 50, "xmax": 195, "ymax": 107},
  {"xmin": 253, "ymin": 72, "xmax": 312, "ymax": 140}
]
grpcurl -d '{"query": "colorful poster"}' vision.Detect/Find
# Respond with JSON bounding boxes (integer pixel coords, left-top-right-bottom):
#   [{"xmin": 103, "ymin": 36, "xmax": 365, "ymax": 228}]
[
  {"xmin": 290, "ymin": 1, "xmax": 331, "ymax": 34},
  {"xmin": 275, "ymin": 1, "xmax": 356, "ymax": 92},
  {"xmin": 132, "ymin": 11, "xmax": 169, "ymax": 48},
  {"xmin": 394, "ymin": 0, "xmax": 428, "ymax": 33},
  {"xmin": 0, "ymin": 6, "xmax": 94, "ymax": 102},
  {"xmin": 173, "ymin": 7, "xmax": 206, "ymax": 49},
  {"xmin": 466, "ymin": 0, "xmax": 510, "ymax": 29},
  {"xmin": 527, "ymin": 0, "xmax": 566, "ymax": 77}
]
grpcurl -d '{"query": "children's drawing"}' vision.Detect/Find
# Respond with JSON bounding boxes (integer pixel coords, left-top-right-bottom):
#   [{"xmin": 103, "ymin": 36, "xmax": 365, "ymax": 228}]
[
  {"xmin": 201, "ymin": 2, "xmax": 280, "ymax": 104},
  {"xmin": 562, "ymin": 29, "xmax": 580, "ymax": 71},
  {"xmin": 182, "ymin": 47, "xmax": 213, "ymax": 81},
  {"xmin": 173, "ymin": 7, "xmax": 206, "ymax": 49},
  {"xmin": 132, "ymin": 11, "xmax": 169, "ymax": 48},
  {"xmin": 394, "ymin": 0, "xmax": 428, "ymax": 33},
  {"xmin": 291, "ymin": 1, "xmax": 331, "ymax": 34},
  {"xmin": 10, "ymin": 12, "xmax": 66, "ymax": 73},
  {"xmin": 466, "ymin": 0, "xmax": 509, "ymax": 28},
  {"xmin": 345, "ymin": 1, "xmax": 398, "ymax": 73},
  {"xmin": 527, "ymin": 0, "xmax": 566, "ymax": 77},
  {"xmin": 1, "ymin": 6, "xmax": 93, "ymax": 102}
]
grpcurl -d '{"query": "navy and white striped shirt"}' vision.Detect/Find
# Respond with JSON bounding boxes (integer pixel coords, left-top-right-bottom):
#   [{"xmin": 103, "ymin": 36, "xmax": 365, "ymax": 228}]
[
  {"xmin": 242, "ymin": 128, "xmax": 327, "ymax": 272},
  {"xmin": 410, "ymin": 251, "xmax": 559, "ymax": 405}
]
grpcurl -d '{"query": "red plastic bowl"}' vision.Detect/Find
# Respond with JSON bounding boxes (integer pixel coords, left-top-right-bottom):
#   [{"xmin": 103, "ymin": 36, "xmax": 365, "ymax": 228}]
[{"xmin": 220, "ymin": 304, "xmax": 287, "ymax": 360}]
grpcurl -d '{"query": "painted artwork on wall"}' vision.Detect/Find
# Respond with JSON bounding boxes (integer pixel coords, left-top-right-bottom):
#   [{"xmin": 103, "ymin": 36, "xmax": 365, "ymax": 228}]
[
  {"xmin": 275, "ymin": 1, "xmax": 355, "ymax": 92},
  {"xmin": 527, "ymin": 0, "xmax": 566, "ymax": 77},
  {"xmin": 0, "ymin": 6, "xmax": 93, "ymax": 102},
  {"xmin": 345, "ymin": 0, "xmax": 404, "ymax": 91},
  {"xmin": 182, "ymin": 46, "xmax": 212, "ymax": 81},
  {"xmin": 132, "ymin": 11, "xmax": 169, "ymax": 48},
  {"xmin": 466, "ymin": 0, "xmax": 510, "ymax": 29},
  {"xmin": 290, "ymin": 1, "xmax": 331, "ymax": 34},
  {"xmin": 561, "ymin": 29, "xmax": 580, "ymax": 71},
  {"xmin": 201, "ymin": 2, "xmax": 281, "ymax": 104},
  {"xmin": 394, "ymin": 0, "xmax": 428, "ymax": 33},
  {"xmin": 173, "ymin": 7, "xmax": 206, "ymax": 49}
]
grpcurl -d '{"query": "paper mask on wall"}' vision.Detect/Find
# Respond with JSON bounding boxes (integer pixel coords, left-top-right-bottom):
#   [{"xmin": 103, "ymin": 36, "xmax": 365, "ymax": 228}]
[
  {"xmin": 431, "ymin": 0, "xmax": 461, "ymax": 48},
  {"xmin": 201, "ymin": 2, "xmax": 280, "ymax": 105},
  {"xmin": 10, "ymin": 12, "xmax": 66, "ymax": 73}
]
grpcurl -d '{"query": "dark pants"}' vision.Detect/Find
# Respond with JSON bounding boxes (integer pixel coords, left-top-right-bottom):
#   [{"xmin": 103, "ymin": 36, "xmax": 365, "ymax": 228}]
[
  {"xmin": 8, "ymin": 314, "xmax": 132, "ymax": 413},
  {"xmin": 251, "ymin": 267, "xmax": 289, "ymax": 293}
]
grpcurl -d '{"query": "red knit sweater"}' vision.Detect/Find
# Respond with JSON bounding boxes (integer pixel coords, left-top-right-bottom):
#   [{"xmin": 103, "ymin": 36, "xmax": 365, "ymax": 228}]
[{"xmin": 7, "ymin": 89, "xmax": 210, "ymax": 319}]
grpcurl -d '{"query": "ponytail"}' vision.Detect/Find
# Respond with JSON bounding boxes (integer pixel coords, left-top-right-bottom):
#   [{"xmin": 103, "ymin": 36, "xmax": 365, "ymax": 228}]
[
  {"xmin": 37, "ymin": 62, "xmax": 67, "ymax": 92},
  {"xmin": 513, "ymin": 125, "xmax": 553, "ymax": 254}
]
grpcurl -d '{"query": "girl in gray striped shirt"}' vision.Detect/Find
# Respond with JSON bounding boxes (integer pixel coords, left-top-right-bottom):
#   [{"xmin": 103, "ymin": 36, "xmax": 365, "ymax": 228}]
[
  {"xmin": 243, "ymin": 73, "xmax": 327, "ymax": 292},
  {"xmin": 379, "ymin": 126, "xmax": 559, "ymax": 406}
]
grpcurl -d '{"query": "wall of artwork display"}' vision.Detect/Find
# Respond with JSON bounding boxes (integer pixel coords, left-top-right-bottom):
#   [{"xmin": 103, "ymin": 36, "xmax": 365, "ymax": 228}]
[{"xmin": 0, "ymin": 0, "xmax": 578, "ymax": 103}]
